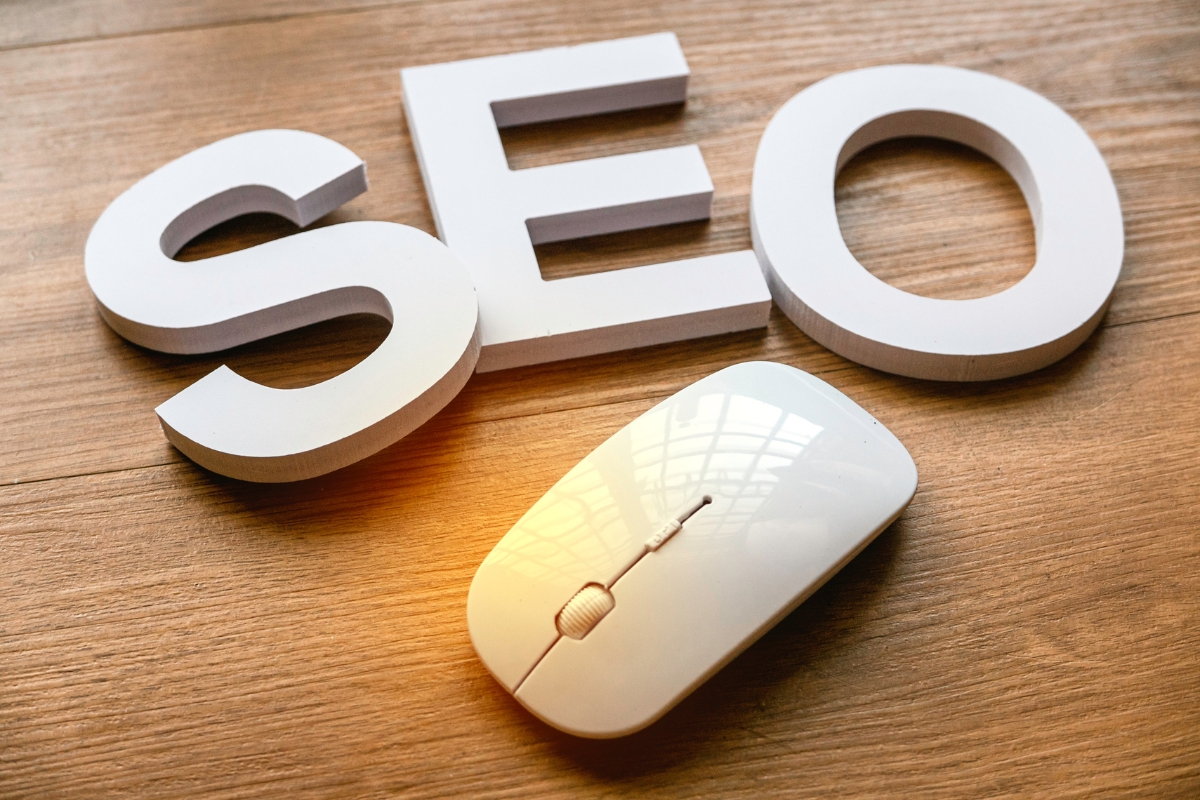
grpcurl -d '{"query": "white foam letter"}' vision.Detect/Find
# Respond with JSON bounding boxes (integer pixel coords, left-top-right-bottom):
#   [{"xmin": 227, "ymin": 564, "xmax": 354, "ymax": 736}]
[
  {"xmin": 402, "ymin": 33, "xmax": 771, "ymax": 372},
  {"xmin": 85, "ymin": 130, "xmax": 480, "ymax": 482},
  {"xmin": 751, "ymin": 65, "xmax": 1124, "ymax": 381}
]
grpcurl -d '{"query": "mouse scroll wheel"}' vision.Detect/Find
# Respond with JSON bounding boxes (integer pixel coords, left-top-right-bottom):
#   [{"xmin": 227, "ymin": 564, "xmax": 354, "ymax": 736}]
[{"xmin": 556, "ymin": 584, "xmax": 615, "ymax": 640}]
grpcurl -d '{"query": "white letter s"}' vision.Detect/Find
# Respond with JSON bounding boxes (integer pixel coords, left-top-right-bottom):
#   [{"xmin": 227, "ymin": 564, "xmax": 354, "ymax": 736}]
[{"xmin": 85, "ymin": 129, "xmax": 480, "ymax": 482}]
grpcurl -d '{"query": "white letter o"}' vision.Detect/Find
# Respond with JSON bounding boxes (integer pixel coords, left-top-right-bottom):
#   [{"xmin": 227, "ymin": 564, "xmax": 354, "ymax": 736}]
[{"xmin": 751, "ymin": 65, "xmax": 1124, "ymax": 381}]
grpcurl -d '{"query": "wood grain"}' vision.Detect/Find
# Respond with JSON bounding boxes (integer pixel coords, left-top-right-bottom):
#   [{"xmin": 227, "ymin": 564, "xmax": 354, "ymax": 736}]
[
  {"xmin": 0, "ymin": 0, "xmax": 1198, "ymax": 797},
  {"xmin": 2, "ymin": 313, "xmax": 1198, "ymax": 798},
  {"xmin": 0, "ymin": 0, "xmax": 1197, "ymax": 484},
  {"xmin": 0, "ymin": 0, "xmax": 409, "ymax": 50}
]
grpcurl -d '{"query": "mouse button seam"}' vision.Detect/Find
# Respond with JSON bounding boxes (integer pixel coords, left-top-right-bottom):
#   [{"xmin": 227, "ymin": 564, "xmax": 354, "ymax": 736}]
[{"xmin": 510, "ymin": 632, "xmax": 564, "ymax": 695}]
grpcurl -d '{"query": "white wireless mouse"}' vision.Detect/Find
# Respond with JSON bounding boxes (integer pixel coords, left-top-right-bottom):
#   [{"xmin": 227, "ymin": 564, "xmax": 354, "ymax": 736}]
[{"xmin": 467, "ymin": 361, "xmax": 917, "ymax": 738}]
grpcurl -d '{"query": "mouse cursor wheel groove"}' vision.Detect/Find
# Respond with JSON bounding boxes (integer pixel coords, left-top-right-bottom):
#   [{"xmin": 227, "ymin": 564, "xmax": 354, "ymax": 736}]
[{"xmin": 556, "ymin": 584, "xmax": 615, "ymax": 640}]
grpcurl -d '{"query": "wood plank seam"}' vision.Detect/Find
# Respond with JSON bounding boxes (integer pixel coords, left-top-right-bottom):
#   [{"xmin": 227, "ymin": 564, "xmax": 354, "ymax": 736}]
[
  {"xmin": 0, "ymin": 0, "xmax": 428, "ymax": 54},
  {"xmin": 2, "ymin": 306, "xmax": 1195, "ymax": 494}
]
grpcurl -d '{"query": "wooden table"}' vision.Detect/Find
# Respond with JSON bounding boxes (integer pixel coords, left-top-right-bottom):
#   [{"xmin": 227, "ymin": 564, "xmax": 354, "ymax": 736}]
[{"xmin": 1, "ymin": 1, "xmax": 1197, "ymax": 797}]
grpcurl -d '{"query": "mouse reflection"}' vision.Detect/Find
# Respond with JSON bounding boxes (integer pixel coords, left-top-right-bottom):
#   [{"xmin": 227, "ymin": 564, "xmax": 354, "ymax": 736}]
[{"xmin": 484, "ymin": 389, "xmax": 837, "ymax": 589}]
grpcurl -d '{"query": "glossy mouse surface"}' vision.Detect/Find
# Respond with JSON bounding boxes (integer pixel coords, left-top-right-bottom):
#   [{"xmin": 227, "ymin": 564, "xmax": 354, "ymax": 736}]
[{"xmin": 467, "ymin": 361, "xmax": 917, "ymax": 738}]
